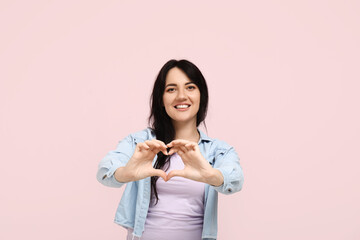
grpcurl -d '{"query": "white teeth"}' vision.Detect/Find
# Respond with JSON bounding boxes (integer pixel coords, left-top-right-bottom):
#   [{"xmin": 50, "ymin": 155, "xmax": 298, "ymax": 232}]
[{"xmin": 175, "ymin": 105, "xmax": 190, "ymax": 109}]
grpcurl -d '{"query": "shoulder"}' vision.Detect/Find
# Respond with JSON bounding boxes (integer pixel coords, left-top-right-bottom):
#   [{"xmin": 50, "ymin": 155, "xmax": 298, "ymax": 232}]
[
  {"xmin": 198, "ymin": 130, "xmax": 234, "ymax": 155},
  {"xmin": 211, "ymin": 138, "xmax": 233, "ymax": 150},
  {"xmin": 209, "ymin": 138, "xmax": 235, "ymax": 157},
  {"xmin": 115, "ymin": 128, "xmax": 155, "ymax": 152},
  {"xmin": 123, "ymin": 127, "xmax": 156, "ymax": 143}
]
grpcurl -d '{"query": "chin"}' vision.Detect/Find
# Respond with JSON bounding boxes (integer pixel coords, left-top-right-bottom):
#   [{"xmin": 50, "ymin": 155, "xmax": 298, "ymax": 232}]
[{"xmin": 171, "ymin": 116, "xmax": 197, "ymax": 124}]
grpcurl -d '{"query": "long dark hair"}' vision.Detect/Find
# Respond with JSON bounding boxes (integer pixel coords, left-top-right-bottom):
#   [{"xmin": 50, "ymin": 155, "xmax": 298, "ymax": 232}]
[{"xmin": 148, "ymin": 59, "xmax": 209, "ymax": 205}]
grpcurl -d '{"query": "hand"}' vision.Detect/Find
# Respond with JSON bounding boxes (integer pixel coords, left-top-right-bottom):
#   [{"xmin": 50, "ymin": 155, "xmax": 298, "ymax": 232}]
[
  {"xmin": 166, "ymin": 139, "xmax": 224, "ymax": 186},
  {"xmin": 115, "ymin": 139, "xmax": 168, "ymax": 182}
]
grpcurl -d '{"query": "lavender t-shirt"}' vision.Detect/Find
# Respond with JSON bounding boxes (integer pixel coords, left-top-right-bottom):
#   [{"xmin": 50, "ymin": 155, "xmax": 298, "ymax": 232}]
[{"xmin": 127, "ymin": 153, "xmax": 205, "ymax": 240}]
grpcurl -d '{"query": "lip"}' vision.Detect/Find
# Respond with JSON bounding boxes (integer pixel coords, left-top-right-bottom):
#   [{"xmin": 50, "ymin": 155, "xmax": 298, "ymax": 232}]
[
  {"xmin": 175, "ymin": 106, "xmax": 190, "ymax": 111},
  {"xmin": 174, "ymin": 103, "xmax": 191, "ymax": 107},
  {"xmin": 173, "ymin": 103, "xmax": 191, "ymax": 111}
]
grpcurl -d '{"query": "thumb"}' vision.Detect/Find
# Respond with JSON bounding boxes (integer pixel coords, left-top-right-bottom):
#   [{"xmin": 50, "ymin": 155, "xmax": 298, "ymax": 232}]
[
  {"xmin": 150, "ymin": 169, "xmax": 167, "ymax": 181},
  {"xmin": 166, "ymin": 169, "xmax": 185, "ymax": 181}
]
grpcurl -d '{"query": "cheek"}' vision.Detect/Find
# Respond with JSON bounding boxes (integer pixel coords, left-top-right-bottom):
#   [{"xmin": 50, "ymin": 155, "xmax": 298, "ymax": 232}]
[
  {"xmin": 162, "ymin": 93, "xmax": 168, "ymax": 103},
  {"xmin": 193, "ymin": 92, "xmax": 201, "ymax": 105},
  {"xmin": 195, "ymin": 95, "xmax": 201, "ymax": 110},
  {"xmin": 163, "ymin": 94, "xmax": 173, "ymax": 108}
]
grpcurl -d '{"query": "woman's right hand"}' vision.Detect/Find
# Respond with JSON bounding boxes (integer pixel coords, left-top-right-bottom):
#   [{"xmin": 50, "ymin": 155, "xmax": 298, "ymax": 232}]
[{"xmin": 114, "ymin": 139, "xmax": 168, "ymax": 182}]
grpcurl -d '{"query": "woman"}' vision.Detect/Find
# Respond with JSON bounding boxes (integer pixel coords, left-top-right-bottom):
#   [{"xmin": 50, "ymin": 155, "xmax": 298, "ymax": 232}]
[{"xmin": 96, "ymin": 59, "xmax": 244, "ymax": 240}]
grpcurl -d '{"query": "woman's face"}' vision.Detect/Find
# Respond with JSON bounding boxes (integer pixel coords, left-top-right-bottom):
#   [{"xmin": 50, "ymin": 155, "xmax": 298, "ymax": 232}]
[{"xmin": 162, "ymin": 67, "xmax": 201, "ymax": 126}]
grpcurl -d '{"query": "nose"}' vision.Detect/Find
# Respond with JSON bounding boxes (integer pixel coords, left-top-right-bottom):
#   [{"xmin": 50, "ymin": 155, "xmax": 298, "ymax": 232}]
[{"xmin": 176, "ymin": 88, "xmax": 188, "ymax": 100}]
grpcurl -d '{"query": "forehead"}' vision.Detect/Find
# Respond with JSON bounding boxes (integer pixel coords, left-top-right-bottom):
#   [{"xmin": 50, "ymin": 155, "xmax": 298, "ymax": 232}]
[{"xmin": 165, "ymin": 67, "xmax": 193, "ymax": 85}]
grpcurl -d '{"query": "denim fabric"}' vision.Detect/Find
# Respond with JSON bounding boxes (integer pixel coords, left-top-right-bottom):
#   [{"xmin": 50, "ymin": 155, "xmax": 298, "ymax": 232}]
[{"xmin": 96, "ymin": 128, "xmax": 244, "ymax": 240}]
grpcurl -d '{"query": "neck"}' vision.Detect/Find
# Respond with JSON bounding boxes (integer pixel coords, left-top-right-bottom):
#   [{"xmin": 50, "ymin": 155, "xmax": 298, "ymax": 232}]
[{"xmin": 172, "ymin": 119, "xmax": 200, "ymax": 142}]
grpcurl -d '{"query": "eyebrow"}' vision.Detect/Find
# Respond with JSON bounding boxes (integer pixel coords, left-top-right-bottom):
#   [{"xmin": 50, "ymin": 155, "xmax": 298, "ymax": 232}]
[{"xmin": 165, "ymin": 81, "xmax": 195, "ymax": 88}]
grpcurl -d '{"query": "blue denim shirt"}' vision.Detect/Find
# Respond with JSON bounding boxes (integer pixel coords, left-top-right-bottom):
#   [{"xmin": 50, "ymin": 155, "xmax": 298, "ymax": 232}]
[{"xmin": 96, "ymin": 128, "xmax": 244, "ymax": 240}]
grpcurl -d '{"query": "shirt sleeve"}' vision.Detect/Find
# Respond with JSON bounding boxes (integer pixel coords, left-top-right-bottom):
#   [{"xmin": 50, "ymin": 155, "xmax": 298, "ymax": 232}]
[
  {"xmin": 212, "ymin": 146, "xmax": 244, "ymax": 195},
  {"xmin": 96, "ymin": 134, "xmax": 136, "ymax": 188}
]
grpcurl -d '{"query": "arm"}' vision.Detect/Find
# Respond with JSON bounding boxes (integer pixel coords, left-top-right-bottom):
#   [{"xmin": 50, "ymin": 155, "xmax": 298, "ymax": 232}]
[
  {"xmin": 212, "ymin": 146, "xmax": 244, "ymax": 195},
  {"xmin": 96, "ymin": 135, "xmax": 135, "ymax": 188},
  {"xmin": 96, "ymin": 135, "xmax": 168, "ymax": 188}
]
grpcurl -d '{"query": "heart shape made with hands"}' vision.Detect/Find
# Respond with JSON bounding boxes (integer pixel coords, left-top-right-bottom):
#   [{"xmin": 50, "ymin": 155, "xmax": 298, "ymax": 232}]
[
  {"xmin": 153, "ymin": 139, "xmax": 215, "ymax": 183},
  {"xmin": 129, "ymin": 138, "xmax": 223, "ymax": 186},
  {"xmin": 115, "ymin": 138, "xmax": 222, "ymax": 186}
]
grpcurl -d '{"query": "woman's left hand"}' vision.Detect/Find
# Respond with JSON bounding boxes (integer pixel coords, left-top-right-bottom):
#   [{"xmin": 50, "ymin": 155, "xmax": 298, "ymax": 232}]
[{"xmin": 166, "ymin": 139, "xmax": 224, "ymax": 186}]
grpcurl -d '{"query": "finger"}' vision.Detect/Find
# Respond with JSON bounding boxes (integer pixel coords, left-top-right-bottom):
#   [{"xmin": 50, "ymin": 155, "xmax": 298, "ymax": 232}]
[
  {"xmin": 159, "ymin": 148, "xmax": 168, "ymax": 156},
  {"xmin": 150, "ymin": 145, "xmax": 168, "ymax": 155},
  {"xmin": 185, "ymin": 142, "xmax": 196, "ymax": 151},
  {"xmin": 145, "ymin": 140, "xmax": 161, "ymax": 149},
  {"xmin": 153, "ymin": 139, "xmax": 167, "ymax": 149},
  {"xmin": 138, "ymin": 142, "xmax": 150, "ymax": 152},
  {"xmin": 168, "ymin": 139, "xmax": 187, "ymax": 147},
  {"xmin": 147, "ymin": 141, "xmax": 167, "ymax": 155},
  {"xmin": 179, "ymin": 146, "xmax": 188, "ymax": 153},
  {"xmin": 145, "ymin": 141, "xmax": 162, "ymax": 154},
  {"xmin": 177, "ymin": 149, "xmax": 184, "ymax": 156},
  {"xmin": 166, "ymin": 169, "xmax": 185, "ymax": 181},
  {"xmin": 168, "ymin": 147, "xmax": 179, "ymax": 155},
  {"xmin": 153, "ymin": 140, "xmax": 168, "ymax": 155},
  {"xmin": 167, "ymin": 139, "xmax": 189, "ymax": 148},
  {"xmin": 149, "ymin": 169, "xmax": 167, "ymax": 181}
]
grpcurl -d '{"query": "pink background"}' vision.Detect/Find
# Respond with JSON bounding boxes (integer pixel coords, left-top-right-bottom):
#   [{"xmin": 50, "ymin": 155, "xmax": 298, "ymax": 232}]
[{"xmin": 1, "ymin": 1, "xmax": 359, "ymax": 239}]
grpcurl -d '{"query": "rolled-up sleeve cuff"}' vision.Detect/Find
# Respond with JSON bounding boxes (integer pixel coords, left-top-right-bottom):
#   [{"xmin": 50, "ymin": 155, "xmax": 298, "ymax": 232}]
[
  {"xmin": 97, "ymin": 164, "xmax": 125, "ymax": 188},
  {"xmin": 212, "ymin": 164, "xmax": 244, "ymax": 195},
  {"xmin": 212, "ymin": 166, "xmax": 235, "ymax": 194}
]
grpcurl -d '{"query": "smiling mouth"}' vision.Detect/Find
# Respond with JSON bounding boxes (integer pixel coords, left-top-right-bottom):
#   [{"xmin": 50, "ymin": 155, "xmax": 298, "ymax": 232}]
[{"xmin": 174, "ymin": 104, "xmax": 191, "ymax": 109}]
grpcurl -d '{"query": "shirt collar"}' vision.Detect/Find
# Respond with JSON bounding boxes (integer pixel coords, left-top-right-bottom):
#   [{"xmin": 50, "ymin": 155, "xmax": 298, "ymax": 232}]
[{"xmin": 197, "ymin": 128, "xmax": 212, "ymax": 143}]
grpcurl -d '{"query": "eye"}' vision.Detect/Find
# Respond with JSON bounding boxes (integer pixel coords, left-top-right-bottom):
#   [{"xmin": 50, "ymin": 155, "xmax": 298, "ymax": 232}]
[
  {"xmin": 187, "ymin": 85, "xmax": 196, "ymax": 90},
  {"xmin": 166, "ymin": 88, "xmax": 175, "ymax": 92}
]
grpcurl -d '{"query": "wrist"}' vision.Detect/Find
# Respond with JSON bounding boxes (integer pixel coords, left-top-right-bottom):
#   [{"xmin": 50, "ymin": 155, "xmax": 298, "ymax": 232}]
[
  {"xmin": 114, "ymin": 166, "xmax": 133, "ymax": 183},
  {"xmin": 206, "ymin": 169, "xmax": 224, "ymax": 187}
]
